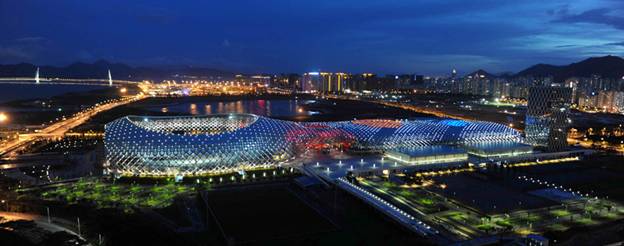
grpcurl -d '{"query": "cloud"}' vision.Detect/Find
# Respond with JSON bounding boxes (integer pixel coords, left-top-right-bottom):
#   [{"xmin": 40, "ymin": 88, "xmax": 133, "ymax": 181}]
[
  {"xmin": 222, "ymin": 39, "xmax": 230, "ymax": 47},
  {"xmin": 604, "ymin": 41, "xmax": 624, "ymax": 47},
  {"xmin": 0, "ymin": 46, "xmax": 32, "ymax": 60},
  {"xmin": 76, "ymin": 50, "xmax": 96, "ymax": 61},
  {"xmin": 14, "ymin": 36, "xmax": 46, "ymax": 43},
  {"xmin": 136, "ymin": 13, "xmax": 174, "ymax": 25},
  {"xmin": 553, "ymin": 8, "xmax": 624, "ymax": 30},
  {"xmin": 134, "ymin": 5, "xmax": 176, "ymax": 25},
  {"xmin": 2, "ymin": 1, "xmax": 623, "ymax": 73},
  {"xmin": 0, "ymin": 37, "xmax": 48, "ymax": 62},
  {"xmin": 547, "ymin": 4, "xmax": 570, "ymax": 16},
  {"xmin": 555, "ymin": 44, "xmax": 577, "ymax": 48}
]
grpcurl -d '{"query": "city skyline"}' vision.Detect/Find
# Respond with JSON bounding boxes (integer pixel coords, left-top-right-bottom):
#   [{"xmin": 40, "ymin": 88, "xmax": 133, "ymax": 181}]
[
  {"xmin": 3, "ymin": 2, "xmax": 624, "ymax": 245},
  {"xmin": 2, "ymin": 1, "xmax": 624, "ymax": 74}
]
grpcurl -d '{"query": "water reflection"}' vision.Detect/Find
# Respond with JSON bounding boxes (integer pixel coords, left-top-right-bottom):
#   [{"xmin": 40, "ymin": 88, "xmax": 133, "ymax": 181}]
[
  {"xmin": 190, "ymin": 103, "xmax": 198, "ymax": 115},
  {"xmin": 148, "ymin": 99, "xmax": 317, "ymax": 117}
]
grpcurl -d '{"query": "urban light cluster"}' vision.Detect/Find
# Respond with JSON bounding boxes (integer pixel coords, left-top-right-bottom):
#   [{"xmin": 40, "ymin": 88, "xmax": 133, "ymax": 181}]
[{"xmin": 138, "ymin": 80, "xmax": 267, "ymax": 97}]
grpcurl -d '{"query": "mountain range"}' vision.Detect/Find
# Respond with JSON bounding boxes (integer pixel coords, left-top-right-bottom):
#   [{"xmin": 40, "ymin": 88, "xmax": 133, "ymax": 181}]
[
  {"xmin": 1, "ymin": 55, "xmax": 624, "ymax": 82},
  {"xmin": 470, "ymin": 55, "xmax": 624, "ymax": 82},
  {"xmin": 465, "ymin": 69, "xmax": 496, "ymax": 79},
  {"xmin": 0, "ymin": 60, "xmax": 235, "ymax": 80}
]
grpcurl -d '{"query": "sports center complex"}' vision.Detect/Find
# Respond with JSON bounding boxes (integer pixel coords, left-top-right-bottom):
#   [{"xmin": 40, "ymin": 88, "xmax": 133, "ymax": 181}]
[{"xmin": 104, "ymin": 113, "xmax": 537, "ymax": 177}]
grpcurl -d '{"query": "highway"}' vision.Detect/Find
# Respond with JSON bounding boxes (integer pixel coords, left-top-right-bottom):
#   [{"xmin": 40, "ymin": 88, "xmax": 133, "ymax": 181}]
[{"xmin": 0, "ymin": 94, "xmax": 145, "ymax": 157}]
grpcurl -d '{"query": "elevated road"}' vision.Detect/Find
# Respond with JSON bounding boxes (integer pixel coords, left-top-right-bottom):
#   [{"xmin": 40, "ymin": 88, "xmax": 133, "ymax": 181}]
[
  {"xmin": 0, "ymin": 94, "xmax": 145, "ymax": 157},
  {"xmin": 336, "ymin": 178, "xmax": 438, "ymax": 235}
]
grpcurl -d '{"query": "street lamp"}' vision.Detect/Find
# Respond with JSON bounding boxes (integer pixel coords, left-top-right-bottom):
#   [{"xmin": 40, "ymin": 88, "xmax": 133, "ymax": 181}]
[{"xmin": 0, "ymin": 113, "xmax": 8, "ymax": 123}]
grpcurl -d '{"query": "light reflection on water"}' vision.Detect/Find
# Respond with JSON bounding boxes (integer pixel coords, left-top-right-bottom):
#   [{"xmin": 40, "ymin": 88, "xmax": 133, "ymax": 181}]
[{"xmin": 149, "ymin": 99, "xmax": 318, "ymax": 117}]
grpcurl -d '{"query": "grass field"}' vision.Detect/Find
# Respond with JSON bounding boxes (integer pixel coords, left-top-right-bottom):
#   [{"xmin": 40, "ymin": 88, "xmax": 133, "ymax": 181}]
[
  {"xmin": 38, "ymin": 178, "xmax": 194, "ymax": 211},
  {"xmin": 359, "ymin": 170, "xmax": 624, "ymax": 240}
]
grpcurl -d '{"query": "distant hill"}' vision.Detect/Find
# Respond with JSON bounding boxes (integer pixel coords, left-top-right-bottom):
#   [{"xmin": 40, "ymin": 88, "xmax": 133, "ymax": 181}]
[
  {"xmin": 3, "ymin": 55, "xmax": 624, "ymax": 82},
  {"xmin": 516, "ymin": 55, "xmax": 624, "ymax": 82},
  {"xmin": 516, "ymin": 64, "xmax": 563, "ymax": 77},
  {"xmin": 465, "ymin": 69, "xmax": 496, "ymax": 78},
  {"xmin": 0, "ymin": 60, "xmax": 236, "ymax": 80}
]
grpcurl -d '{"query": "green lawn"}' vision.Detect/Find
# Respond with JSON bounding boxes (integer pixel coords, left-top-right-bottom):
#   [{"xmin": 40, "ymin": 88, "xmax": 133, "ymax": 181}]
[
  {"xmin": 417, "ymin": 197, "xmax": 434, "ymax": 206},
  {"xmin": 511, "ymin": 213, "xmax": 541, "ymax": 225},
  {"xmin": 40, "ymin": 179, "xmax": 195, "ymax": 211},
  {"xmin": 477, "ymin": 224, "xmax": 496, "ymax": 231},
  {"xmin": 575, "ymin": 217, "xmax": 597, "ymax": 225},
  {"xmin": 551, "ymin": 209, "xmax": 571, "ymax": 217},
  {"xmin": 494, "ymin": 218, "xmax": 513, "ymax": 228},
  {"xmin": 447, "ymin": 211, "xmax": 468, "ymax": 221}
]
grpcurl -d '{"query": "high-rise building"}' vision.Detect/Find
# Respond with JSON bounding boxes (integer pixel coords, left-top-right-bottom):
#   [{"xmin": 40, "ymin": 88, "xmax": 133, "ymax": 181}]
[
  {"xmin": 414, "ymin": 75, "xmax": 424, "ymax": 86},
  {"xmin": 564, "ymin": 78, "xmax": 579, "ymax": 104},
  {"xmin": 614, "ymin": 92, "xmax": 624, "ymax": 113},
  {"xmin": 387, "ymin": 74, "xmax": 415, "ymax": 89},
  {"xmin": 346, "ymin": 73, "xmax": 395, "ymax": 91},
  {"xmin": 576, "ymin": 90, "xmax": 624, "ymax": 113},
  {"xmin": 301, "ymin": 72, "xmax": 348, "ymax": 93},
  {"xmin": 272, "ymin": 73, "xmax": 300, "ymax": 91},
  {"xmin": 525, "ymin": 86, "xmax": 572, "ymax": 151},
  {"xmin": 301, "ymin": 72, "xmax": 321, "ymax": 92},
  {"xmin": 333, "ymin": 72, "xmax": 348, "ymax": 93}
]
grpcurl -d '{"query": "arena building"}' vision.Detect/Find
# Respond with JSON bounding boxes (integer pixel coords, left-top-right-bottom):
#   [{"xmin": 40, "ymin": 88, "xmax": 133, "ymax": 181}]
[{"xmin": 104, "ymin": 114, "xmax": 530, "ymax": 176}]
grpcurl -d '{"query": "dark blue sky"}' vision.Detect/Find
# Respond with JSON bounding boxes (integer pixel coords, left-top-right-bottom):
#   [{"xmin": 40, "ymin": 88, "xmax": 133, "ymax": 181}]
[{"xmin": 1, "ymin": 0, "xmax": 623, "ymax": 75}]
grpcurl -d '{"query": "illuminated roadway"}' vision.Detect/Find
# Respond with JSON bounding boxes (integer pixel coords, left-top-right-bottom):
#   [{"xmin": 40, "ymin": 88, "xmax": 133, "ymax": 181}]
[{"xmin": 0, "ymin": 94, "xmax": 145, "ymax": 158}]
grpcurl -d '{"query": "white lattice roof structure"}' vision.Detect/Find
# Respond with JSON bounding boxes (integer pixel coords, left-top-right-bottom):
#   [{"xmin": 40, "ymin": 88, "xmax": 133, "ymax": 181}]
[{"xmin": 104, "ymin": 114, "xmax": 524, "ymax": 176}]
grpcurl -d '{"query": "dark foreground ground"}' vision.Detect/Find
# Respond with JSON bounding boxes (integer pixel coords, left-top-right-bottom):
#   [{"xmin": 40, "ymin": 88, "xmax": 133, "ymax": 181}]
[
  {"xmin": 189, "ymin": 181, "xmax": 427, "ymax": 245},
  {"xmin": 206, "ymin": 184, "xmax": 337, "ymax": 245},
  {"xmin": 0, "ymin": 178, "xmax": 430, "ymax": 246},
  {"xmin": 204, "ymin": 182, "xmax": 430, "ymax": 246}
]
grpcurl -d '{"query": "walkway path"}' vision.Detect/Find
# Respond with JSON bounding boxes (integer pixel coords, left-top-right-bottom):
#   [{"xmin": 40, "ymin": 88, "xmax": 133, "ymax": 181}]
[{"xmin": 0, "ymin": 211, "xmax": 90, "ymax": 244}]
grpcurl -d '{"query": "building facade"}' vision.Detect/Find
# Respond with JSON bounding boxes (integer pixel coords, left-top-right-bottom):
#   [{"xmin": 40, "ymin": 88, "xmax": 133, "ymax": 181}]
[
  {"xmin": 300, "ymin": 72, "xmax": 348, "ymax": 93},
  {"xmin": 525, "ymin": 86, "xmax": 572, "ymax": 151}
]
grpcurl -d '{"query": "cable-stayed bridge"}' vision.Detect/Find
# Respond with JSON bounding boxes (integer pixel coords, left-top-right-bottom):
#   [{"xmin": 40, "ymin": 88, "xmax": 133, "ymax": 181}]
[
  {"xmin": 0, "ymin": 77, "xmax": 140, "ymax": 86},
  {"xmin": 0, "ymin": 68, "xmax": 140, "ymax": 86}
]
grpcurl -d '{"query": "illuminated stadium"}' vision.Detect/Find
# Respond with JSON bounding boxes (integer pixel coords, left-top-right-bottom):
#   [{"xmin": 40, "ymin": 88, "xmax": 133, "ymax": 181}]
[{"xmin": 104, "ymin": 114, "xmax": 530, "ymax": 176}]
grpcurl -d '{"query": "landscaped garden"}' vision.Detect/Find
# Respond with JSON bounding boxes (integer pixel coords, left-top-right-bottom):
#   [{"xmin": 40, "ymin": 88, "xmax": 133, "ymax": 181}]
[
  {"xmin": 38, "ymin": 178, "xmax": 194, "ymax": 212},
  {"xmin": 361, "ymin": 178, "xmax": 448, "ymax": 214},
  {"xmin": 359, "ymin": 173, "xmax": 624, "ymax": 240}
]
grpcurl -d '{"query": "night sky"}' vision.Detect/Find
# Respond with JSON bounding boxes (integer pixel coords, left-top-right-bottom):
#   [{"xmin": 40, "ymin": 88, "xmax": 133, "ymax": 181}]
[{"xmin": 1, "ymin": 0, "xmax": 623, "ymax": 74}]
